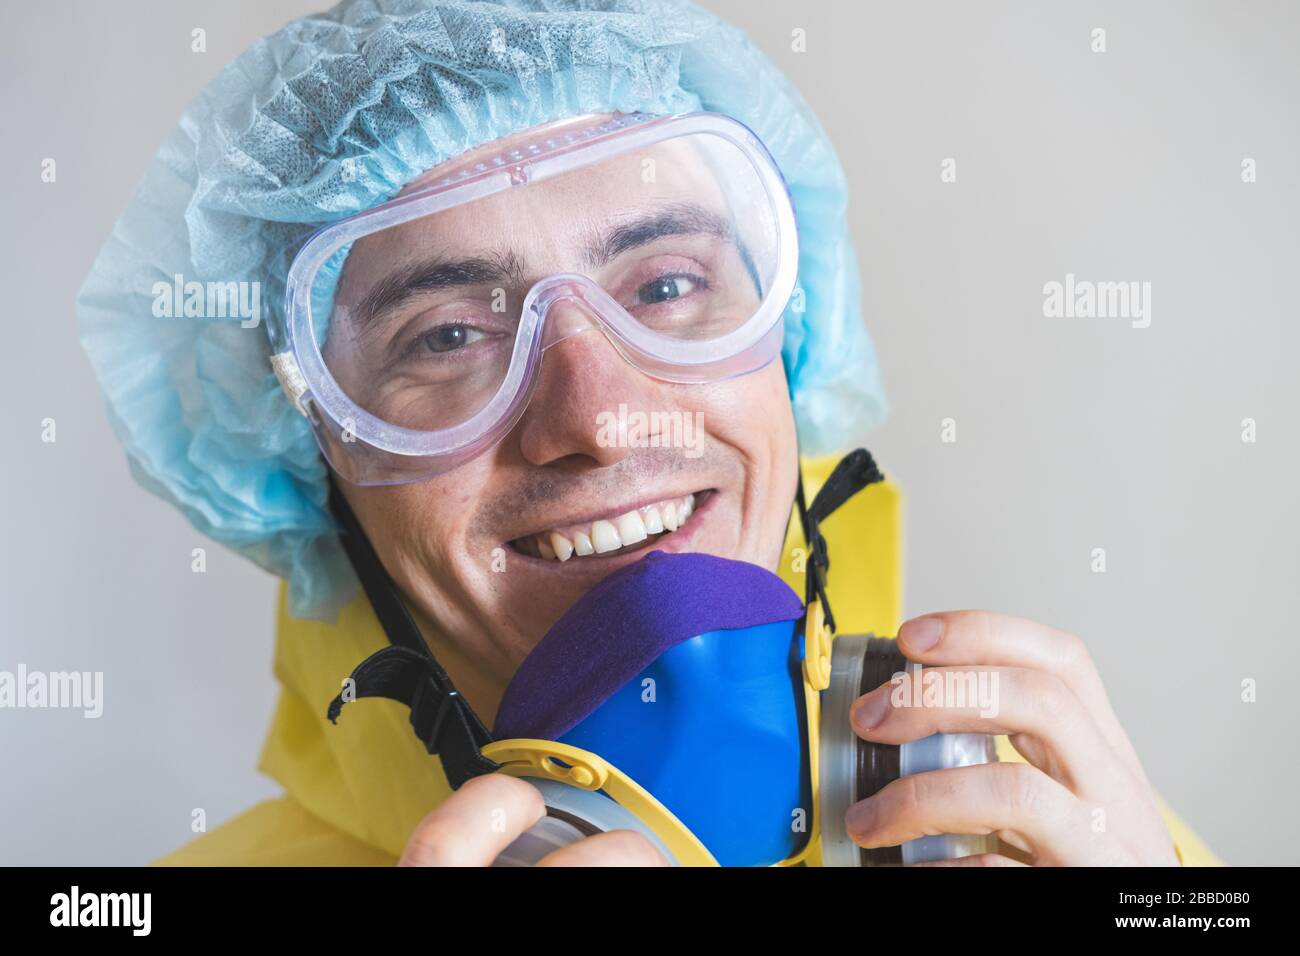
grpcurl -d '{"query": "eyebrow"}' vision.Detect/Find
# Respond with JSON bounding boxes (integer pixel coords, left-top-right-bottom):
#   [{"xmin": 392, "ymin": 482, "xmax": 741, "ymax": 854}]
[
  {"xmin": 351, "ymin": 201, "xmax": 746, "ymax": 331},
  {"xmin": 582, "ymin": 201, "xmax": 736, "ymax": 268},
  {"xmin": 354, "ymin": 250, "xmax": 525, "ymax": 332}
]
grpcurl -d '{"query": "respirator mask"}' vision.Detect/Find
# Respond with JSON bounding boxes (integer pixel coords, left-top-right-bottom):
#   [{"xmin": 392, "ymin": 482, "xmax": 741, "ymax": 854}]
[{"xmin": 328, "ymin": 451, "xmax": 998, "ymax": 866}]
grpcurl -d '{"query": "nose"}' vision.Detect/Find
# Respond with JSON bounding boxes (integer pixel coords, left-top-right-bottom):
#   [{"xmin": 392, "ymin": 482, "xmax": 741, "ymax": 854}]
[{"xmin": 513, "ymin": 302, "xmax": 660, "ymax": 471}]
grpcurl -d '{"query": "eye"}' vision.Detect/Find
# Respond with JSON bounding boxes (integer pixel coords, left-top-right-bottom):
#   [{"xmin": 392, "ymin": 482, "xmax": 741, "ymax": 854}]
[
  {"xmin": 419, "ymin": 323, "xmax": 485, "ymax": 354},
  {"xmin": 633, "ymin": 274, "xmax": 700, "ymax": 306}
]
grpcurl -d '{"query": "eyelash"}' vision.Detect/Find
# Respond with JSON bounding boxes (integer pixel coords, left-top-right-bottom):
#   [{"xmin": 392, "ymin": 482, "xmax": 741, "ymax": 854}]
[{"xmin": 630, "ymin": 271, "xmax": 710, "ymax": 307}]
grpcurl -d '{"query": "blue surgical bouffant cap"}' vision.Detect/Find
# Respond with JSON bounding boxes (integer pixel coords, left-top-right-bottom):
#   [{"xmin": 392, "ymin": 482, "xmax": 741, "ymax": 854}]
[{"xmin": 77, "ymin": 0, "xmax": 887, "ymax": 620}]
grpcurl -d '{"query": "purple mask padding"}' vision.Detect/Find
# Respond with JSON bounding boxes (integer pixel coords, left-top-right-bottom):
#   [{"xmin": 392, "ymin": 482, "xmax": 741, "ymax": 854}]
[{"xmin": 492, "ymin": 551, "xmax": 804, "ymax": 741}]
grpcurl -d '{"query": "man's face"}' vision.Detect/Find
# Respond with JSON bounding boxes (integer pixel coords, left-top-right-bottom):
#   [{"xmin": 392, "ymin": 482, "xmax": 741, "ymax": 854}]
[{"xmin": 330, "ymin": 118, "xmax": 799, "ymax": 693}]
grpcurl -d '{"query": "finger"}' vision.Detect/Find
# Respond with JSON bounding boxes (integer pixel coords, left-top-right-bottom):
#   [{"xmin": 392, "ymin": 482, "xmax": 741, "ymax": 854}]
[
  {"xmin": 399, "ymin": 773, "xmax": 545, "ymax": 867},
  {"xmin": 535, "ymin": 830, "xmax": 671, "ymax": 867},
  {"xmin": 850, "ymin": 665, "xmax": 1120, "ymax": 794},
  {"xmin": 845, "ymin": 763, "xmax": 1115, "ymax": 866},
  {"xmin": 912, "ymin": 853, "xmax": 1028, "ymax": 867},
  {"xmin": 896, "ymin": 611, "xmax": 1146, "ymax": 782}
]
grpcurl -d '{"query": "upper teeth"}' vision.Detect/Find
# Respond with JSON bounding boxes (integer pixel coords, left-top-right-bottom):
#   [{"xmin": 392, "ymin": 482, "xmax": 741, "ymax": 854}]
[{"xmin": 520, "ymin": 493, "xmax": 696, "ymax": 562}]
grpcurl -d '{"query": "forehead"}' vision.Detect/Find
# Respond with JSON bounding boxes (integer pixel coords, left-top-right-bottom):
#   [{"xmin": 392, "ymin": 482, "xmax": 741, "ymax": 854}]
[{"xmin": 336, "ymin": 138, "xmax": 729, "ymax": 293}]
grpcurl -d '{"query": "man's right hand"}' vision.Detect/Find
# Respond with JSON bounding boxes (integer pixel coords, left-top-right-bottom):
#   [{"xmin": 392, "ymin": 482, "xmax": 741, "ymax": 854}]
[{"xmin": 399, "ymin": 773, "xmax": 669, "ymax": 867}]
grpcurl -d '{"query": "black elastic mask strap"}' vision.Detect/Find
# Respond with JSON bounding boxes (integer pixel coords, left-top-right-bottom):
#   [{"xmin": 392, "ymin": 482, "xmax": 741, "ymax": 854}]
[
  {"xmin": 798, "ymin": 448, "xmax": 886, "ymax": 634},
  {"xmin": 325, "ymin": 478, "xmax": 498, "ymax": 789}
]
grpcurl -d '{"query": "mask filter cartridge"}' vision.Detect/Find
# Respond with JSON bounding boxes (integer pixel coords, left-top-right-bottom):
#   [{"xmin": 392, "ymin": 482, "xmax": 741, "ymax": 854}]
[{"xmin": 818, "ymin": 633, "xmax": 998, "ymax": 866}]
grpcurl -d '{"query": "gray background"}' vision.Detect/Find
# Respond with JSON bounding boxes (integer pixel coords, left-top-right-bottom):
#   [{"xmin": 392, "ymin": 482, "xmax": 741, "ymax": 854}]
[{"xmin": 1, "ymin": 1, "xmax": 1295, "ymax": 865}]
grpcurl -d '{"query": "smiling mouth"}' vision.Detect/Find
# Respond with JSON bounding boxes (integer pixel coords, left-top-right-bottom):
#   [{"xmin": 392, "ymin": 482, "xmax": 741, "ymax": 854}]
[{"xmin": 508, "ymin": 490, "xmax": 711, "ymax": 562}]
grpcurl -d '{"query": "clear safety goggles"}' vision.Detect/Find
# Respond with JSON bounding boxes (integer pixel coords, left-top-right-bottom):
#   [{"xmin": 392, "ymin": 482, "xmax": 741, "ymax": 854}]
[{"xmin": 273, "ymin": 112, "xmax": 799, "ymax": 485}]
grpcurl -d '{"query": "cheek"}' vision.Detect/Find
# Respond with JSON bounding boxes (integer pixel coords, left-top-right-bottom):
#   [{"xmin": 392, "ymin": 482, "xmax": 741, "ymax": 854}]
[
  {"xmin": 723, "ymin": 365, "xmax": 799, "ymax": 515},
  {"xmin": 345, "ymin": 462, "xmax": 490, "ymax": 572},
  {"xmin": 694, "ymin": 363, "xmax": 796, "ymax": 450}
]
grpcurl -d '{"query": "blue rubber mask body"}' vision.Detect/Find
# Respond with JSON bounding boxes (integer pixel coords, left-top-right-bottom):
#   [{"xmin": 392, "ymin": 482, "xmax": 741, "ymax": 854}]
[{"xmin": 492, "ymin": 550, "xmax": 812, "ymax": 866}]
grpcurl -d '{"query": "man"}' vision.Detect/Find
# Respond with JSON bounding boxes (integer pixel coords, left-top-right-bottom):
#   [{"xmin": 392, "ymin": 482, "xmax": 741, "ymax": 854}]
[{"xmin": 78, "ymin": 0, "xmax": 1216, "ymax": 866}]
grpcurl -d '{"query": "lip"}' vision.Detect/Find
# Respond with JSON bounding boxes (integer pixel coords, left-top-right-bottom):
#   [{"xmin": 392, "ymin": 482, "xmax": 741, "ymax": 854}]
[{"xmin": 505, "ymin": 488, "xmax": 719, "ymax": 576}]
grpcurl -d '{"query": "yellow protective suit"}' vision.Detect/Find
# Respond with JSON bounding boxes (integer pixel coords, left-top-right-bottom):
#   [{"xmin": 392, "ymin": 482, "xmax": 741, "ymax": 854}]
[{"xmin": 156, "ymin": 461, "xmax": 1221, "ymax": 866}]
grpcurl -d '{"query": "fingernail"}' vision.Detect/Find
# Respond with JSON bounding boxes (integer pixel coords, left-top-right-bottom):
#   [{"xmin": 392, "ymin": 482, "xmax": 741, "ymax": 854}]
[
  {"xmin": 851, "ymin": 690, "xmax": 890, "ymax": 731},
  {"xmin": 900, "ymin": 616, "xmax": 944, "ymax": 652},
  {"xmin": 845, "ymin": 798, "xmax": 875, "ymax": 838}
]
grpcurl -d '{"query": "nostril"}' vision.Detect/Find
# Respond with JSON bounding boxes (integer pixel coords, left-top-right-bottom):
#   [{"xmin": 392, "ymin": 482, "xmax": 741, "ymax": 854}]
[{"xmin": 546, "ymin": 452, "xmax": 612, "ymax": 474}]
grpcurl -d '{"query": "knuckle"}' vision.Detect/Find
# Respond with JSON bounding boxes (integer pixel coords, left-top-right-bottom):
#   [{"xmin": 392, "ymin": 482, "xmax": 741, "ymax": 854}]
[
  {"xmin": 1055, "ymin": 629, "xmax": 1091, "ymax": 674},
  {"xmin": 511, "ymin": 776, "xmax": 547, "ymax": 817},
  {"xmin": 996, "ymin": 763, "xmax": 1047, "ymax": 817},
  {"xmin": 963, "ymin": 610, "xmax": 999, "ymax": 647},
  {"xmin": 1021, "ymin": 670, "xmax": 1071, "ymax": 719},
  {"xmin": 889, "ymin": 774, "xmax": 921, "ymax": 815},
  {"xmin": 893, "ymin": 770, "xmax": 941, "ymax": 818}
]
